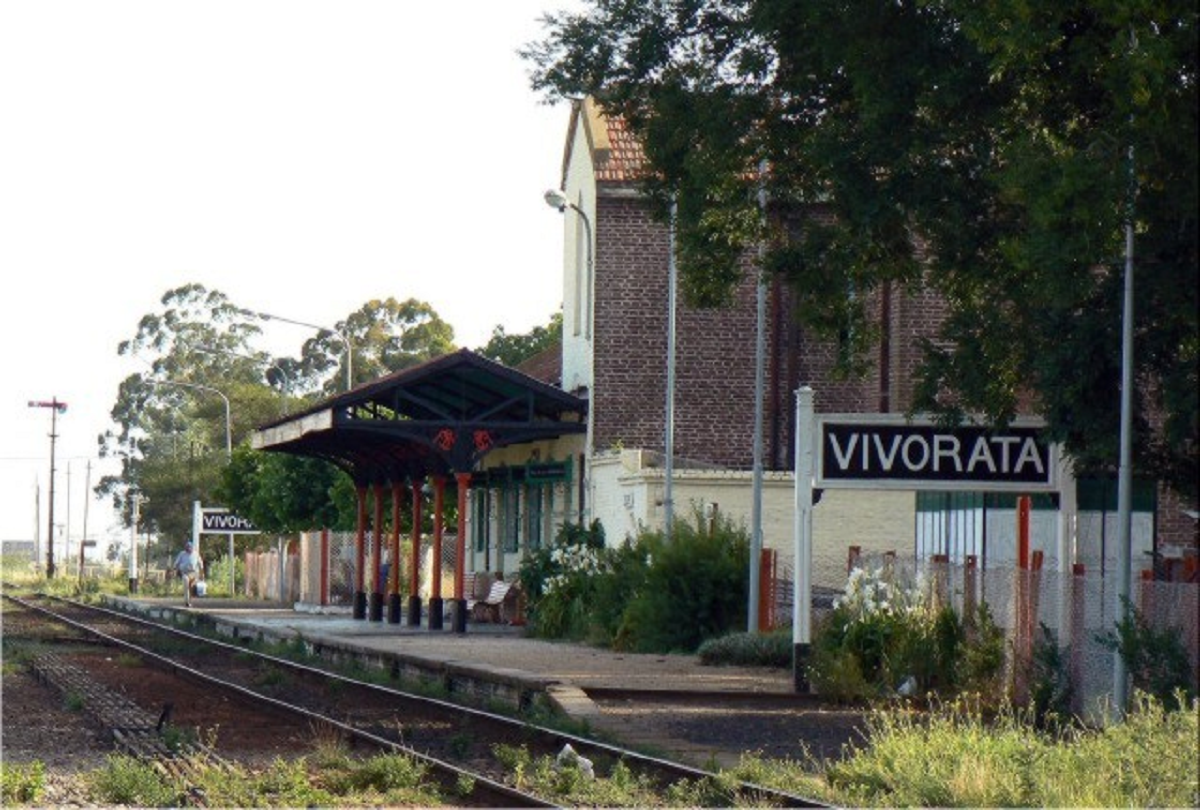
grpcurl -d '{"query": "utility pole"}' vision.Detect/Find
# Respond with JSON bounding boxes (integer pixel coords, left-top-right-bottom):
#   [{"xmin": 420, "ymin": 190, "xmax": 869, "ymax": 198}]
[
  {"xmin": 129, "ymin": 492, "xmax": 143, "ymax": 593},
  {"xmin": 28, "ymin": 398, "xmax": 67, "ymax": 577},
  {"xmin": 79, "ymin": 460, "xmax": 92, "ymax": 583}
]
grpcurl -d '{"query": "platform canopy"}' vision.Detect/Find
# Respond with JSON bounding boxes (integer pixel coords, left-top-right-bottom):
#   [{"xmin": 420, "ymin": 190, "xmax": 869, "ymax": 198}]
[{"xmin": 251, "ymin": 349, "xmax": 587, "ymax": 484}]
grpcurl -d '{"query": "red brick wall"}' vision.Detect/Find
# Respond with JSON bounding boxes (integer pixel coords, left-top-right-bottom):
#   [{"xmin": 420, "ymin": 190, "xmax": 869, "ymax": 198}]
[
  {"xmin": 593, "ymin": 195, "xmax": 880, "ymax": 470},
  {"xmin": 590, "ymin": 192, "xmax": 1197, "ymax": 557}
]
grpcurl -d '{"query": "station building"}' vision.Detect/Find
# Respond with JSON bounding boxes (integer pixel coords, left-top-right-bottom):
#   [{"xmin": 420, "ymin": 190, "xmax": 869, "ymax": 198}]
[{"xmin": 252, "ymin": 98, "xmax": 1196, "ymax": 631}]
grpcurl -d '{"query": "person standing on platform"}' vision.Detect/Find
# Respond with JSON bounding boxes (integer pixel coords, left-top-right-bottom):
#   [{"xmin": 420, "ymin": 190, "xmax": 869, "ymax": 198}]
[{"xmin": 173, "ymin": 541, "xmax": 203, "ymax": 607}]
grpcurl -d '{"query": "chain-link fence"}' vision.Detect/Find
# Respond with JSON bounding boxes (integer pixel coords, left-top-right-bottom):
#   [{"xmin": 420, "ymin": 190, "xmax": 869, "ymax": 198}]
[
  {"xmin": 297, "ymin": 530, "xmax": 464, "ymax": 608},
  {"xmin": 243, "ymin": 547, "xmax": 300, "ymax": 603},
  {"xmin": 772, "ymin": 549, "xmax": 1198, "ymax": 714}
]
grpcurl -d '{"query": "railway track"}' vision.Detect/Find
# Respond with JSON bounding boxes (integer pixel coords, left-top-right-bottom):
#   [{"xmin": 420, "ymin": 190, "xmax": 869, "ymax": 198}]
[{"xmin": 4, "ymin": 591, "xmax": 828, "ymax": 807}]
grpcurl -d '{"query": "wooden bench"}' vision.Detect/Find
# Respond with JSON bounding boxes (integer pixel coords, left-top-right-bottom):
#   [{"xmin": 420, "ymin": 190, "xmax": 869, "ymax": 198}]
[{"xmin": 471, "ymin": 579, "xmax": 519, "ymax": 624}]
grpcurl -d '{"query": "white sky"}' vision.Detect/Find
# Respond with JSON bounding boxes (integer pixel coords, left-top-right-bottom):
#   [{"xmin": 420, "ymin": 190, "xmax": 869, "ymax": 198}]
[{"xmin": 0, "ymin": 1, "xmax": 580, "ymax": 556}]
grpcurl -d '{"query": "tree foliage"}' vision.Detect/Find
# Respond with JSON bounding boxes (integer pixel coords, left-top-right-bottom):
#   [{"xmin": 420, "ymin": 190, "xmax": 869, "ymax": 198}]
[
  {"xmin": 99, "ymin": 285, "xmax": 458, "ymax": 557},
  {"xmin": 524, "ymin": 0, "xmax": 1198, "ymax": 494},
  {"xmin": 477, "ymin": 312, "xmax": 563, "ymax": 367},
  {"xmin": 286, "ymin": 296, "xmax": 456, "ymax": 395}
]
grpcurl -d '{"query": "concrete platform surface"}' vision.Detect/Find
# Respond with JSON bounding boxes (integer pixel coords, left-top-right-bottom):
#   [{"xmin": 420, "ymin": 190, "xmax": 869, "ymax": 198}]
[{"xmin": 109, "ymin": 596, "xmax": 795, "ymax": 695}]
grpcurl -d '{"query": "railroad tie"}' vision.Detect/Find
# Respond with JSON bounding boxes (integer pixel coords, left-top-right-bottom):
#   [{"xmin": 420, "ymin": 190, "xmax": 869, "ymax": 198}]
[{"xmin": 29, "ymin": 652, "xmax": 233, "ymax": 805}]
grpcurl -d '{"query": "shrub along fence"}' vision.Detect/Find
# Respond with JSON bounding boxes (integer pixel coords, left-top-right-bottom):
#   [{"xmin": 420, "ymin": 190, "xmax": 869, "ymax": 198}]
[{"xmin": 795, "ymin": 548, "xmax": 1198, "ymax": 714}]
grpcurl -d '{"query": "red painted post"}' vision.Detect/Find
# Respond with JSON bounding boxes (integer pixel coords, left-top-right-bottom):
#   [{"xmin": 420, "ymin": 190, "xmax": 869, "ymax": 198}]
[
  {"xmin": 353, "ymin": 485, "xmax": 368, "ymax": 619},
  {"xmin": 390, "ymin": 483, "xmax": 403, "ymax": 596},
  {"xmin": 1017, "ymin": 496, "xmax": 1031, "ymax": 571},
  {"xmin": 370, "ymin": 483, "xmax": 385, "ymax": 621},
  {"xmin": 407, "ymin": 479, "xmax": 424, "ymax": 627},
  {"xmin": 409, "ymin": 480, "xmax": 423, "ymax": 598},
  {"xmin": 388, "ymin": 482, "xmax": 403, "ymax": 624},
  {"xmin": 964, "ymin": 555, "xmax": 977, "ymax": 618},
  {"xmin": 451, "ymin": 472, "xmax": 472, "ymax": 633},
  {"xmin": 455, "ymin": 473, "xmax": 470, "ymax": 600},
  {"xmin": 431, "ymin": 476, "xmax": 445, "ymax": 601},
  {"xmin": 1013, "ymin": 496, "xmax": 1032, "ymax": 703},
  {"xmin": 428, "ymin": 476, "xmax": 446, "ymax": 631},
  {"xmin": 758, "ymin": 549, "xmax": 775, "ymax": 631}
]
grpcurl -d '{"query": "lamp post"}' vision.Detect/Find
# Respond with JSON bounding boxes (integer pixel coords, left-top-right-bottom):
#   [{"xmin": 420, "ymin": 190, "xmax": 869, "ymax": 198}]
[
  {"xmin": 193, "ymin": 345, "xmax": 292, "ymax": 415},
  {"xmin": 544, "ymin": 188, "xmax": 595, "ymax": 338},
  {"xmin": 28, "ymin": 398, "xmax": 67, "ymax": 577},
  {"xmin": 237, "ymin": 308, "xmax": 353, "ymax": 392}
]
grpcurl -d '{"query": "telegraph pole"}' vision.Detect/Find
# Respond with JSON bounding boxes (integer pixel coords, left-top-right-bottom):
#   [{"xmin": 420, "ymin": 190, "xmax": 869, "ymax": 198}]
[{"xmin": 28, "ymin": 398, "xmax": 67, "ymax": 577}]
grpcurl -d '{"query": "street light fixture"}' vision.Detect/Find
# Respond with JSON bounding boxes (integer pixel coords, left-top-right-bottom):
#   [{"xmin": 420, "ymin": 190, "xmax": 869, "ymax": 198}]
[
  {"xmin": 544, "ymin": 188, "xmax": 595, "ymax": 338},
  {"xmin": 28, "ymin": 398, "xmax": 67, "ymax": 577},
  {"xmin": 192, "ymin": 345, "xmax": 292, "ymax": 415},
  {"xmin": 149, "ymin": 379, "xmax": 232, "ymax": 458},
  {"xmin": 237, "ymin": 307, "xmax": 353, "ymax": 392}
]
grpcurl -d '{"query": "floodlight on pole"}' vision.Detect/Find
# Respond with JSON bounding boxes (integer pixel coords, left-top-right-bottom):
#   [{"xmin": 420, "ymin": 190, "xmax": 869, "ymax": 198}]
[
  {"xmin": 193, "ymin": 345, "xmax": 292, "ymax": 414},
  {"xmin": 28, "ymin": 397, "xmax": 67, "ymax": 577},
  {"xmin": 149, "ymin": 379, "xmax": 232, "ymax": 458},
  {"xmin": 237, "ymin": 307, "xmax": 353, "ymax": 392},
  {"xmin": 544, "ymin": 189, "xmax": 594, "ymax": 338}
]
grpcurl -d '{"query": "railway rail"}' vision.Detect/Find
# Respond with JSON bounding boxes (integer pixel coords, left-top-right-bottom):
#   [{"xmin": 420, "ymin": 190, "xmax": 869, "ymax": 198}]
[{"xmin": 4, "ymin": 591, "xmax": 828, "ymax": 808}]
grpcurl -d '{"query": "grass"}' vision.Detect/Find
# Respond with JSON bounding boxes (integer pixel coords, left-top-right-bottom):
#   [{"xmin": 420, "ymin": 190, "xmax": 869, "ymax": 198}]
[
  {"xmin": 86, "ymin": 748, "xmax": 446, "ymax": 808},
  {"xmin": 0, "ymin": 761, "xmax": 46, "ymax": 805},
  {"xmin": 729, "ymin": 691, "xmax": 1199, "ymax": 808}
]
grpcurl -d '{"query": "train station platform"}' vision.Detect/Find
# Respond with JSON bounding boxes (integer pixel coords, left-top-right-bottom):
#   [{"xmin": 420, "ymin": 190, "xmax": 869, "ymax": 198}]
[{"xmin": 100, "ymin": 596, "xmax": 798, "ymax": 723}]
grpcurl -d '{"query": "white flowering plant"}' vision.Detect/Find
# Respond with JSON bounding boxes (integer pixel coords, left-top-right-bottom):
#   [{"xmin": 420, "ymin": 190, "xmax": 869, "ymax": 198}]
[{"xmin": 813, "ymin": 561, "xmax": 967, "ymax": 698}]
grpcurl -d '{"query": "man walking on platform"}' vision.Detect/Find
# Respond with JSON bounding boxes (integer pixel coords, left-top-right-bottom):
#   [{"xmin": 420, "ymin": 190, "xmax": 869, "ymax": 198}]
[{"xmin": 173, "ymin": 541, "xmax": 203, "ymax": 607}]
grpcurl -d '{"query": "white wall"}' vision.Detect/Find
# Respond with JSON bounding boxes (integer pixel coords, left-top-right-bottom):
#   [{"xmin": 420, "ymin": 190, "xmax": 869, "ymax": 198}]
[
  {"xmin": 588, "ymin": 449, "xmax": 915, "ymax": 590},
  {"xmin": 559, "ymin": 112, "xmax": 597, "ymax": 397}
]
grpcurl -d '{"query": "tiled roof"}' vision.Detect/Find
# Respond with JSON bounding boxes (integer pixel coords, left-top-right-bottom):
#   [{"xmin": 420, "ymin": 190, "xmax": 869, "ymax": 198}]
[
  {"xmin": 593, "ymin": 107, "xmax": 646, "ymax": 183},
  {"xmin": 562, "ymin": 97, "xmax": 646, "ymax": 186},
  {"xmin": 515, "ymin": 343, "xmax": 562, "ymax": 387}
]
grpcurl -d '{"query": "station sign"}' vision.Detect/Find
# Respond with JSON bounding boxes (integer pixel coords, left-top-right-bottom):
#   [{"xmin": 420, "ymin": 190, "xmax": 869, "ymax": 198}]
[
  {"xmin": 196, "ymin": 505, "xmax": 260, "ymax": 535},
  {"xmin": 817, "ymin": 416, "xmax": 1057, "ymax": 492}
]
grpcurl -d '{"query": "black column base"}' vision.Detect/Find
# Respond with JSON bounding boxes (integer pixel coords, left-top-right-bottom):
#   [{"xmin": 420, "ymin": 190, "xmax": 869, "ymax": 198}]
[
  {"xmin": 427, "ymin": 597, "xmax": 444, "ymax": 630},
  {"xmin": 353, "ymin": 591, "xmax": 367, "ymax": 620},
  {"xmin": 793, "ymin": 643, "xmax": 812, "ymax": 694},
  {"xmin": 369, "ymin": 591, "xmax": 384, "ymax": 621},
  {"xmin": 407, "ymin": 595, "xmax": 422, "ymax": 627},
  {"xmin": 387, "ymin": 593, "xmax": 402, "ymax": 624},
  {"xmin": 451, "ymin": 598, "xmax": 469, "ymax": 633},
  {"xmin": 128, "ymin": 578, "xmax": 139, "ymax": 594}
]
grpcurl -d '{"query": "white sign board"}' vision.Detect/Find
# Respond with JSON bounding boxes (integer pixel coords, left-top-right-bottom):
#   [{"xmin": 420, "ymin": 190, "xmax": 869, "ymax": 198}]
[{"xmin": 817, "ymin": 415, "xmax": 1058, "ymax": 492}]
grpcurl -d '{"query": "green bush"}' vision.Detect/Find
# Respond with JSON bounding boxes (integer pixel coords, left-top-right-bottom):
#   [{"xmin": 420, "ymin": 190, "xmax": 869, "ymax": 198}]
[
  {"xmin": 518, "ymin": 513, "xmax": 750, "ymax": 654},
  {"xmin": 1098, "ymin": 600, "xmax": 1197, "ymax": 703},
  {"xmin": 1, "ymin": 760, "xmax": 45, "ymax": 805},
  {"xmin": 809, "ymin": 566, "xmax": 1008, "ymax": 702},
  {"xmin": 698, "ymin": 629, "xmax": 793, "ymax": 667},
  {"xmin": 613, "ymin": 515, "xmax": 749, "ymax": 653}
]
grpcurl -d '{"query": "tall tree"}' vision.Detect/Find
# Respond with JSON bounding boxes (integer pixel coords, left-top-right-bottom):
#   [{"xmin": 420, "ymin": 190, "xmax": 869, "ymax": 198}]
[
  {"xmin": 98, "ymin": 284, "xmax": 279, "ymax": 551},
  {"xmin": 287, "ymin": 297, "xmax": 456, "ymax": 395},
  {"xmin": 524, "ymin": 0, "xmax": 1198, "ymax": 494},
  {"xmin": 478, "ymin": 312, "xmax": 563, "ymax": 367}
]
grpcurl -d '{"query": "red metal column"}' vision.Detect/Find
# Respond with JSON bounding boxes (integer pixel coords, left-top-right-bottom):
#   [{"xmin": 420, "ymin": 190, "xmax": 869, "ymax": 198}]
[
  {"xmin": 353, "ymin": 485, "xmax": 367, "ymax": 619},
  {"xmin": 452, "ymin": 472, "xmax": 471, "ymax": 633},
  {"xmin": 428, "ymin": 476, "xmax": 446, "ymax": 630},
  {"xmin": 388, "ymin": 481, "xmax": 403, "ymax": 624},
  {"xmin": 370, "ymin": 483, "xmax": 385, "ymax": 621},
  {"xmin": 407, "ymin": 478, "xmax": 423, "ymax": 627}
]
